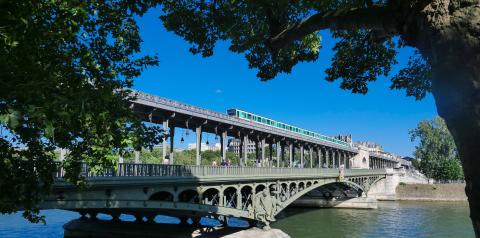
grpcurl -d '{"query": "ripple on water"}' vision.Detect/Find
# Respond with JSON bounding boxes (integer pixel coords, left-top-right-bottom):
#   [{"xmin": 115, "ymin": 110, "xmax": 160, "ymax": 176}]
[
  {"xmin": 272, "ymin": 201, "xmax": 474, "ymax": 238},
  {"xmin": 0, "ymin": 202, "xmax": 474, "ymax": 238}
]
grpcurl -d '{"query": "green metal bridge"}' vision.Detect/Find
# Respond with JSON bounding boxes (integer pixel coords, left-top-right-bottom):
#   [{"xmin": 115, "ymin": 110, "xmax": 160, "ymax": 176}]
[{"xmin": 41, "ymin": 163, "xmax": 388, "ymax": 228}]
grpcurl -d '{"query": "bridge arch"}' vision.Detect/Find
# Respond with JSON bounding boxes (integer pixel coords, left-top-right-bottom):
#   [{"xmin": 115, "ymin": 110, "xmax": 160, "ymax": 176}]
[
  {"xmin": 202, "ymin": 188, "xmax": 220, "ymax": 206},
  {"xmin": 149, "ymin": 191, "xmax": 174, "ymax": 202},
  {"xmin": 178, "ymin": 189, "xmax": 200, "ymax": 203}
]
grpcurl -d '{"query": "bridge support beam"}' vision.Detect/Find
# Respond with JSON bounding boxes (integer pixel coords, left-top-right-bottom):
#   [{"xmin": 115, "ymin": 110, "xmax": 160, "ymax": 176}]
[
  {"xmin": 317, "ymin": 147, "xmax": 321, "ymax": 168},
  {"xmin": 243, "ymin": 135, "xmax": 248, "ymax": 166},
  {"xmin": 221, "ymin": 131, "xmax": 227, "ymax": 163},
  {"xmin": 289, "ymin": 144, "xmax": 293, "ymax": 168},
  {"xmin": 163, "ymin": 120, "xmax": 168, "ymax": 163},
  {"xmin": 196, "ymin": 126, "xmax": 202, "ymax": 166},
  {"xmin": 269, "ymin": 142, "xmax": 273, "ymax": 167},
  {"xmin": 309, "ymin": 147, "xmax": 313, "ymax": 168},
  {"xmin": 169, "ymin": 125, "xmax": 175, "ymax": 164},
  {"xmin": 325, "ymin": 149, "xmax": 330, "ymax": 168},
  {"xmin": 300, "ymin": 145, "xmax": 304, "ymax": 168},
  {"xmin": 276, "ymin": 142, "xmax": 281, "ymax": 168},
  {"xmin": 261, "ymin": 138, "xmax": 266, "ymax": 167}
]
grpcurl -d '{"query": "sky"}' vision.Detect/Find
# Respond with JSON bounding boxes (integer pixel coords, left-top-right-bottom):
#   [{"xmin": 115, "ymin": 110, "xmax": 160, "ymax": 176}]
[{"xmin": 132, "ymin": 8, "xmax": 438, "ymax": 157}]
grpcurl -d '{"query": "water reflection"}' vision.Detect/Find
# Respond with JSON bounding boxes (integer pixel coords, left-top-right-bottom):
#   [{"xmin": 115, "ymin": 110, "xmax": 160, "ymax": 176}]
[
  {"xmin": 273, "ymin": 201, "xmax": 474, "ymax": 238},
  {"xmin": 0, "ymin": 201, "xmax": 474, "ymax": 238}
]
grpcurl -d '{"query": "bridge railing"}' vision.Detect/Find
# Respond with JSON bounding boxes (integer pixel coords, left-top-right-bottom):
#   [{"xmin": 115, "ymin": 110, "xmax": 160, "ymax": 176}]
[{"xmin": 54, "ymin": 163, "xmax": 386, "ymax": 179}]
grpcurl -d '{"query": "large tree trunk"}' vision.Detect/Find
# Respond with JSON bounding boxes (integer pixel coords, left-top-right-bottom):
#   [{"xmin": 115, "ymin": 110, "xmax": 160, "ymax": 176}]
[
  {"xmin": 430, "ymin": 59, "xmax": 480, "ymax": 237},
  {"xmin": 415, "ymin": 1, "xmax": 480, "ymax": 235}
]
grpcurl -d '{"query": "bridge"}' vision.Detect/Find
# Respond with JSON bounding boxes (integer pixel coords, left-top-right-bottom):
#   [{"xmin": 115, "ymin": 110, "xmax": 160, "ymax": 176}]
[
  {"xmin": 42, "ymin": 90, "xmax": 402, "ymax": 229},
  {"xmin": 42, "ymin": 163, "xmax": 389, "ymax": 228}
]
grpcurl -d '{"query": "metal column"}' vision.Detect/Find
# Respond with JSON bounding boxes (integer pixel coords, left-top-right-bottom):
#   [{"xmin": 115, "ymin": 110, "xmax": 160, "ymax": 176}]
[
  {"xmin": 221, "ymin": 131, "xmax": 227, "ymax": 163},
  {"xmin": 169, "ymin": 125, "xmax": 175, "ymax": 164},
  {"xmin": 276, "ymin": 142, "xmax": 281, "ymax": 168},
  {"xmin": 310, "ymin": 147, "xmax": 313, "ymax": 168},
  {"xmin": 261, "ymin": 138, "xmax": 266, "ymax": 167},
  {"xmin": 325, "ymin": 149, "xmax": 330, "ymax": 168},
  {"xmin": 269, "ymin": 142, "xmax": 273, "ymax": 167},
  {"xmin": 162, "ymin": 120, "xmax": 168, "ymax": 162},
  {"xmin": 289, "ymin": 143, "xmax": 293, "ymax": 168},
  {"xmin": 196, "ymin": 126, "xmax": 202, "ymax": 165},
  {"xmin": 317, "ymin": 147, "xmax": 321, "ymax": 168},
  {"xmin": 243, "ymin": 135, "xmax": 248, "ymax": 166},
  {"xmin": 300, "ymin": 145, "xmax": 304, "ymax": 168}
]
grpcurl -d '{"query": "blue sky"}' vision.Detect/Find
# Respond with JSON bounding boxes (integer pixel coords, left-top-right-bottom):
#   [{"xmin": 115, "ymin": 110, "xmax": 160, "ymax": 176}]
[{"xmin": 133, "ymin": 9, "xmax": 438, "ymax": 157}]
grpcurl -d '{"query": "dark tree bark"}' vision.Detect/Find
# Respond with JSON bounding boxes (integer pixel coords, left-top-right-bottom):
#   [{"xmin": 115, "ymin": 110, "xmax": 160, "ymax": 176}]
[{"xmin": 415, "ymin": 1, "xmax": 480, "ymax": 236}]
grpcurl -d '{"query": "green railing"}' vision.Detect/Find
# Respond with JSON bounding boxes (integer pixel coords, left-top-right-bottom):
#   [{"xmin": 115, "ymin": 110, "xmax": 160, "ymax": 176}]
[{"xmin": 54, "ymin": 163, "xmax": 386, "ymax": 179}]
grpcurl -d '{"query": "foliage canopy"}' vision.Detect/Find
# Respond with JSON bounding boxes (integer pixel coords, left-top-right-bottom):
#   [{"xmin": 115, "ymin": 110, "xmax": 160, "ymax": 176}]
[{"xmin": 410, "ymin": 117, "xmax": 463, "ymax": 181}]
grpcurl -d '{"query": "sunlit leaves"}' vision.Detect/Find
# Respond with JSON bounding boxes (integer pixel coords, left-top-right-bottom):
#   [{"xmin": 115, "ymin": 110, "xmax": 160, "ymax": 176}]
[
  {"xmin": 390, "ymin": 51, "xmax": 432, "ymax": 100},
  {"xmin": 410, "ymin": 117, "xmax": 463, "ymax": 181},
  {"xmin": 326, "ymin": 30, "xmax": 397, "ymax": 94},
  {"xmin": 0, "ymin": 0, "xmax": 161, "ymax": 222}
]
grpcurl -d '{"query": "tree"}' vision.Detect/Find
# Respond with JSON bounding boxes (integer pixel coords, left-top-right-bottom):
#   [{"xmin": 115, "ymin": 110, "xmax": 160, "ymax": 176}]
[
  {"xmin": 410, "ymin": 117, "xmax": 463, "ymax": 181},
  {"xmin": 158, "ymin": 1, "xmax": 480, "ymax": 234},
  {"xmin": 0, "ymin": 0, "xmax": 162, "ymax": 222}
]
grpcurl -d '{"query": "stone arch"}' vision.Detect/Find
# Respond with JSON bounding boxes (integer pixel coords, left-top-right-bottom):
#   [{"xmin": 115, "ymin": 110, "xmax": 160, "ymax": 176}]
[
  {"xmin": 240, "ymin": 185, "xmax": 253, "ymax": 210},
  {"xmin": 306, "ymin": 181, "xmax": 312, "ymax": 188},
  {"xmin": 178, "ymin": 189, "xmax": 200, "ymax": 203},
  {"xmin": 202, "ymin": 188, "xmax": 220, "ymax": 206},
  {"xmin": 289, "ymin": 182, "xmax": 297, "ymax": 196},
  {"xmin": 149, "ymin": 191, "xmax": 174, "ymax": 201},
  {"xmin": 255, "ymin": 184, "xmax": 266, "ymax": 193},
  {"xmin": 298, "ymin": 182, "xmax": 305, "ymax": 191},
  {"xmin": 223, "ymin": 187, "xmax": 238, "ymax": 208}
]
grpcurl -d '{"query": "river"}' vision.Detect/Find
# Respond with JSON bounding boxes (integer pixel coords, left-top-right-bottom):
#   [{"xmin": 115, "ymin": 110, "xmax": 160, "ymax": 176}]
[{"xmin": 0, "ymin": 201, "xmax": 474, "ymax": 237}]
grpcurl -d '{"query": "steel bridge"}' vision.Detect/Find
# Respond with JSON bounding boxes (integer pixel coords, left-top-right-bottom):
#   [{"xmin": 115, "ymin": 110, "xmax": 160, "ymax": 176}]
[
  {"xmin": 43, "ymin": 91, "xmax": 397, "ymax": 228},
  {"xmin": 130, "ymin": 90, "xmax": 398, "ymax": 169},
  {"xmin": 41, "ymin": 164, "xmax": 388, "ymax": 228}
]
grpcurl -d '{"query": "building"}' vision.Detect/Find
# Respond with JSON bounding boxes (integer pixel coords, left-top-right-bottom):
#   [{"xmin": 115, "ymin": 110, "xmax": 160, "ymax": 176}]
[
  {"xmin": 187, "ymin": 142, "xmax": 221, "ymax": 151},
  {"xmin": 227, "ymin": 138, "xmax": 267, "ymax": 156}
]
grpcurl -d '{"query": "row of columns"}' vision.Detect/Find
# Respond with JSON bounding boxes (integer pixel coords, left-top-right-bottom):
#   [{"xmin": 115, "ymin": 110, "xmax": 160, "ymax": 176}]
[
  {"xmin": 369, "ymin": 157, "xmax": 396, "ymax": 169},
  {"xmin": 138, "ymin": 118, "xmax": 356, "ymax": 168}
]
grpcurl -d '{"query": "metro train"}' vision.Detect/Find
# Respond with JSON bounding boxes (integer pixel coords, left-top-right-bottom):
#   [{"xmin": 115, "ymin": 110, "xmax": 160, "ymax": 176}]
[{"xmin": 227, "ymin": 109, "xmax": 350, "ymax": 147}]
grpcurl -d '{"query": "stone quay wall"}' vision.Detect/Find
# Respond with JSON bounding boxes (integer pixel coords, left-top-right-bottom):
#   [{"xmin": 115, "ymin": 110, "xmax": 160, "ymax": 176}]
[{"xmin": 396, "ymin": 183, "xmax": 467, "ymax": 201}]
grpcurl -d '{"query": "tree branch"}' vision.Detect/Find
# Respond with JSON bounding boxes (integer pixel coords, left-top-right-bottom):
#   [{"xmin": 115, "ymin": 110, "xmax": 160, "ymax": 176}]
[{"xmin": 268, "ymin": 5, "xmax": 398, "ymax": 50}]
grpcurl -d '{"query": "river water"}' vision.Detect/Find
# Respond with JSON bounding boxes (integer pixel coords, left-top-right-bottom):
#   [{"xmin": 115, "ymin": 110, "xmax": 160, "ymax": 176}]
[{"xmin": 0, "ymin": 201, "xmax": 474, "ymax": 237}]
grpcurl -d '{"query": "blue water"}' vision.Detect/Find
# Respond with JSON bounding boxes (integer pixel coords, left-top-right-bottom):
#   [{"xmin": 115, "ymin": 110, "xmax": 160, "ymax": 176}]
[{"xmin": 0, "ymin": 201, "xmax": 474, "ymax": 237}]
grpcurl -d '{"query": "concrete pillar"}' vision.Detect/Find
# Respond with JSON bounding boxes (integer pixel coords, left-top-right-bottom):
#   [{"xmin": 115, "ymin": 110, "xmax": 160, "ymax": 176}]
[
  {"xmin": 169, "ymin": 125, "xmax": 175, "ymax": 164},
  {"xmin": 134, "ymin": 151, "xmax": 140, "ymax": 164},
  {"xmin": 162, "ymin": 120, "xmax": 169, "ymax": 162},
  {"xmin": 255, "ymin": 140, "xmax": 260, "ymax": 166},
  {"xmin": 261, "ymin": 138, "xmax": 266, "ymax": 167},
  {"xmin": 289, "ymin": 143, "xmax": 293, "ymax": 168},
  {"xmin": 221, "ymin": 131, "xmax": 227, "ymax": 163},
  {"xmin": 309, "ymin": 147, "xmax": 313, "ymax": 168},
  {"xmin": 196, "ymin": 126, "xmax": 202, "ymax": 165},
  {"xmin": 269, "ymin": 142, "xmax": 273, "ymax": 167},
  {"xmin": 325, "ymin": 149, "xmax": 330, "ymax": 168},
  {"xmin": 300, "ymin": 145, "xmax": 304, "ymax": 168},
  {"xmin": 236, "ymin": 190, "xmax": 242, "ymax": 209},
  {"xmin": 332, "ymin": 150, "xmax": 337, "ymax": 168},
  {"xmin": 276, "ymin": 142, "xmax": 281, "ymax": 168},
  {"xmin": 317, "ymin": 147, "xmax": 321, "ymax": 168},
  {"xmin": 219, "ymin": 190, "xmax": 224, "ymax": 207},
  {"xmin": 243, "ymin": 135, "xmax": 248, "ymax": 166}
]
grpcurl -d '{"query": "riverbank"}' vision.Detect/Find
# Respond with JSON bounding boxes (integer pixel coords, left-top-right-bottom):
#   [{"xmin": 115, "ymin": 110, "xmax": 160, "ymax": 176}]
[{"xmin": 396, "ymin": 183, "xmax": 467, "ymax": 201}]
